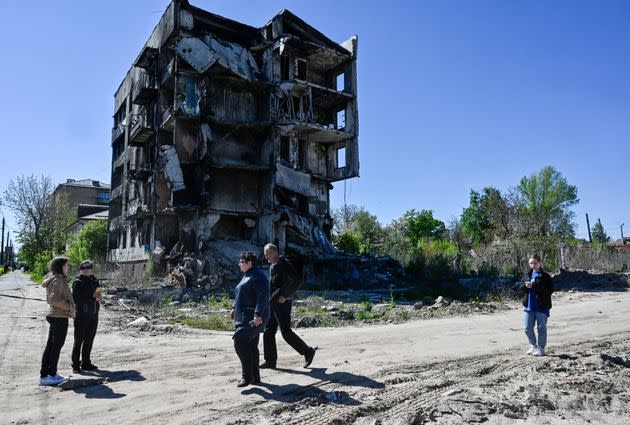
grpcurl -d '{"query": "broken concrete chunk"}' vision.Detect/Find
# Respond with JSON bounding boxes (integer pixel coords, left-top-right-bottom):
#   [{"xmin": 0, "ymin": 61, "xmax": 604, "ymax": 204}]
[
  {"xmin": 175, "ymin": 35, "xmax": 259, "ymax": 81},
  {"xmin": 161, "ymin": 147, "xmax": 186, "ymax": 191},
  {"xmin": 127, "ymin": 317, "xmax": 150, "ymax": 330}
]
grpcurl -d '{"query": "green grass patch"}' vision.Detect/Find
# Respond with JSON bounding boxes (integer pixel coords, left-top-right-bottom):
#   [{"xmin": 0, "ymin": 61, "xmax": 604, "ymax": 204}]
[
  {"xmin": 27, "ymin": 271, "xmax": 45, "ymax": 284},
  {"xmin": 208, "ymin": 293, "xmax": 232, "ymax": 310},
  {"xmin": 356, "ymin": 309, "xmax": 376, "ymax": 321},
  {"xmin": 173, "ymin": 313, "xmax": 233, "ymax": 331}
]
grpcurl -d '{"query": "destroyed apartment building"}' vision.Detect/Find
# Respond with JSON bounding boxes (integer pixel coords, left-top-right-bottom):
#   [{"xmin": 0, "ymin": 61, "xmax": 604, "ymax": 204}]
[{"xmin": 108, "ymin": 0, "xmax": 362, "ymax": 286}]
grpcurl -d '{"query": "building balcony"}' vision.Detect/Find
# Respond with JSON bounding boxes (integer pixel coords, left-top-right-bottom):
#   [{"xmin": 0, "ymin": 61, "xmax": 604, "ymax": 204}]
[
  {"xmin": 274, "ymin": 81, "xmax": 355, "ymax": 143},
  {"xmin": 127, "ymin": 198, "xmax": 150, "ymax": 218},
  {"xmin": 132, "ymin": 73, "xmax": 158, "ymax": 106},
  {"xmin": 134, "ymin": 45, "xmax": 158, "ymax": 70},
  {"xmin": 128, "ymin": 162, "xmax": 152, "ymax": 180},
  {"xmin": 129, "ymin": 112, "xmax": 155, "ymax": 146}
]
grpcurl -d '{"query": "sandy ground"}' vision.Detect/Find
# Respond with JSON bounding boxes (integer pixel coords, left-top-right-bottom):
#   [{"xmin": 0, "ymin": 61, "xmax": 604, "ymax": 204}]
[{"xmin": 1, "ymin": 270, "xmax": 629, "ymax": 425}]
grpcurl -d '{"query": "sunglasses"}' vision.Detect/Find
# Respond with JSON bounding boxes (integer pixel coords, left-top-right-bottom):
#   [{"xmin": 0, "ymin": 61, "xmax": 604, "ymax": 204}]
[{"xmin": 80, "ymin": 266, "xmax": 93, "ymax": 270}]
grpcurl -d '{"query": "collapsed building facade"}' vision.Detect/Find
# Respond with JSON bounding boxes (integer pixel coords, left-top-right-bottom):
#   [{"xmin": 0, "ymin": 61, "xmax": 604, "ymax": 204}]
[{"xmin": 108, "ymin": 1, "xmax": 359, "ymax": 282}]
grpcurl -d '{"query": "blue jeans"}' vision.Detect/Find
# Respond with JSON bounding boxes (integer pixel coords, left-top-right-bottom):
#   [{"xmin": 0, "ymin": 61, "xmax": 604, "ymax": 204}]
[{"xmin": 524, "ymin": 311, "xmax": 548, "ymax": 349}]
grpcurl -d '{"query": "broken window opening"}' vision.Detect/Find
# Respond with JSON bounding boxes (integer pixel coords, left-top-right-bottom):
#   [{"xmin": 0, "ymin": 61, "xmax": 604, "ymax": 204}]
[
  {"xmin": 280, "ymin": 136, "xmax": 290, "ymax": 164},
  {"xmin": 296, "ymin": 58, "xmax": 307, "ymax": 80},
  {"xmin": 336, "ymin": 109, "xmax": 346, "ymax": 130},
  {"xmin": 112, "ymin": 139, "xmax": 125, "ymax": 162},
  {"xmin": 336, "ymin": 147, "xmax": 346, "ymax": 169},
  {"xmin": 336, "ymin": 73, "xmax": 345, "ymax": 92},
  {"xmin": 281, "ymin": 55, "xmax": 291, "ymax": 80},
  {"xmin": 114, "ymin": 100, "xmax": 127, "ymax": 126},
  {"xmin": 213, "ymin": 215, "xmax": 255, "ymax": 240}
]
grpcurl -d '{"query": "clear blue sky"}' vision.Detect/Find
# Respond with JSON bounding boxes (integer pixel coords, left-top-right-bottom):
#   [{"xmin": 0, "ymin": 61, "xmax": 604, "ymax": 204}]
[{"xmin": 0, "ymin": 0, "xmax": 628, "ymax": 244}]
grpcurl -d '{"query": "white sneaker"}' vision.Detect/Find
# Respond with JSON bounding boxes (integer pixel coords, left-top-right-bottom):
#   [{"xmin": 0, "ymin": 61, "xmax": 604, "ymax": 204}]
[
  {"xmin": 533, "ymin": 348, "xmax": 545, "ymax": 357},
  {"xmin": 526, "ymin": 345, "xmax": 538, "ymax": 355},
  {"xmin": 52, "ymin": 374, "xmax": 67, "ymax": 384},
  {"xmin": 39, "ymin": 375, "xmax": 60, "ymax": 386}
]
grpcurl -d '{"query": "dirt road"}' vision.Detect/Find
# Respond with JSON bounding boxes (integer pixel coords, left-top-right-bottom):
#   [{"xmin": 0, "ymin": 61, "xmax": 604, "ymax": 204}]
[{"xmin": 2, "ymin": 270, "xmax": 629, "ymax": 425}]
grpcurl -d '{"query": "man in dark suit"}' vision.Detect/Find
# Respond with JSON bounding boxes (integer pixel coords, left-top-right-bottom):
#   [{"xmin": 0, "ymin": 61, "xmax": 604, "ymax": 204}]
[{"xmin": 260, "ymin": 244, "xmax": 316, "ymax": 370}]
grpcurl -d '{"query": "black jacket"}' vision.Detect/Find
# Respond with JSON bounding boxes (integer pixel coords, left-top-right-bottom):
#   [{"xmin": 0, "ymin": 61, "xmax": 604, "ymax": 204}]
[
  {"xmin": 234, "ymin": 267, "xmax": 270, "ymax": 336},
  {"xmin": 521, "ymin": 268, "xmax": 554, "ymax": 310},
  {"xmin": 72, "ymin": 274, "xmax": 100, "ymax": 316},
  {"xmin": 269, "ymin": 256, "xmax": 301, "ymax": 300}
]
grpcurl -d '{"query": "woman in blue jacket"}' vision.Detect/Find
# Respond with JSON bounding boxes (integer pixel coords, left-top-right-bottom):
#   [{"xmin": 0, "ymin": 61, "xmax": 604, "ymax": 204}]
[{"xmin": 231, "ymin": 252, "xmax": 270, "ymax": 387}]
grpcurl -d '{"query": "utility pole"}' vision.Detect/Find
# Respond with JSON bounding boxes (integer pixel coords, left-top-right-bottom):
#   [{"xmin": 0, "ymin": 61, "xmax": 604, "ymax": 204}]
[
  {"xmin": 585, "ymin": 213, "xmax": 592, "ymax": 243},
  {"xmin": 622, "ymin": 223, "xmax": 625, "ymax": 241},
  {"xmin": 0, "ymin": 217, "xmax": 5, "ymax": 264}
]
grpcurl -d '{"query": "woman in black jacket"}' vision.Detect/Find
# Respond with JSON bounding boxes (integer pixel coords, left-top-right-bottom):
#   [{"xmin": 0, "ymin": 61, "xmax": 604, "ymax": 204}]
[
  {"xmin": 71, "ymin": 260, "xmax": 102, "ymax": 372},
  {"xmin": 231, "ymin": 252, "xmax": 270, "ymax": 387},
  {"xmin": 522, "ymin": 254, "xmax": 554, "ymax": 357}
]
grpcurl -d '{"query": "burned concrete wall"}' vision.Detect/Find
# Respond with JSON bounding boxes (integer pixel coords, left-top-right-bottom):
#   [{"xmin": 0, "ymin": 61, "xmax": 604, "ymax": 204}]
[{"xmin": 108, "ymin": 1, "xmax": 359, "ymax": 277}]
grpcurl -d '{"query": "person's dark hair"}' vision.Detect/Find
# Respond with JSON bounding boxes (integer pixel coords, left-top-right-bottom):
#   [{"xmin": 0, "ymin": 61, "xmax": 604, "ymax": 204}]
[
  {"xmin": 49, "ymin": 256, "xmax": 69, "ymax": 275},
  {"xmin": 529, "ymin": 254, "xmax": 542, "ymax": 262},
  {"xmin": 239, "ymin": 252, "xmax": 257, "ymax": 266}
]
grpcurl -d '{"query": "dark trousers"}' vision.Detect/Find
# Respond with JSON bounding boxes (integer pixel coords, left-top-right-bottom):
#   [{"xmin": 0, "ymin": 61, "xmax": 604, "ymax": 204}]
[
  {"xmin": 40, "ymin": 317, "xmax": 68, "ymax": 378},
  {"xmin": 72, "ymin": 314, "xmax": 98, "ymax": 367},
  {"xmin": 234, "ymin": 332, "xmax": 260, "ymax": 382},
  {"xmin": 263, "ymin": 300, "xmax": 310, "ymax": 364}
]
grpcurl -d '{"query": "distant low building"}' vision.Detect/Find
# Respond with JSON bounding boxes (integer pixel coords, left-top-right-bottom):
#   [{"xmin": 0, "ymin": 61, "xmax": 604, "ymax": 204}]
[
  {"xmin": 62, "ymin": 209, "xmax": 109, "ymax": 250},
  {"xmin": 52, "ymin": 179, "xmax": 111, "ymax": 219}
]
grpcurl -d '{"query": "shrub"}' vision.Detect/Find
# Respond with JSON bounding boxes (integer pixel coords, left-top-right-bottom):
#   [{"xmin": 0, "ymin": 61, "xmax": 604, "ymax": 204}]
[
  {"xmin": 505, "ymin": 265, "xmax": 523, "ymax": 280},
  {"xmin": 65, "ymin": 220, "xmax": 108, "ymax": 269},
  {"xmin": 332, "ymin": 231, "xmax": 361, "ymax": 254}
]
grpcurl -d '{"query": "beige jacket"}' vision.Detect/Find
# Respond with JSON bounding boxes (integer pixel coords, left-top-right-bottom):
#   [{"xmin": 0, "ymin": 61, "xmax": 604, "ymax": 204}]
[{"xmin": 42, "ymin": 273, "xmax": 75, "ymax": 319}]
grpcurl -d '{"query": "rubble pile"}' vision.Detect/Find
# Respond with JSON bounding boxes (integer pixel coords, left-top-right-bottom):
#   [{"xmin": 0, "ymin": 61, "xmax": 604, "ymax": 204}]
[{"xmin": 552, "ymin": 269, "xmax": 630, "ymax": 291}]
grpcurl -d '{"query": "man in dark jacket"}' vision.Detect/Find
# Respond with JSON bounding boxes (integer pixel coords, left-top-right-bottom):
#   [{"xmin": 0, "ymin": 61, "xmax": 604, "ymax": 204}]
[
  {"xmin": 261, "ymin": 244, "xmax": 316, "ymax": 370},
  {"xmin": 71, "ymin": 260, "xmax": 101, "ymax": 372},
  {"xmin": 522, "ymin": 254, "xmax": 554, "ymax": 357},
  {"xmin": 232, "ymin": 252, "xmax": 270, "ymax": 387}
]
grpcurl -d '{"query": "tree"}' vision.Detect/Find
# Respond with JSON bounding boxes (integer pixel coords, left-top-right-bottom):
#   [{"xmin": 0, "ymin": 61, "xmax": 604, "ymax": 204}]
[
  {"xmin": 353, "ymin": 210, "xmax": 382, "ymax": 253},
  {"xmin": 460, "ymin": 190, "xmax": 491, "ymax": 245},
  {"xmin": 515, "ymin": 166, "xmax": 578, "ymax": 238},
  {"xmin": 402, "ymin": 209, "xmax": 446, "ymax": 247},
  {"xmin": 65, "ymin": 220, "xmax": 109, "ymax": 266},
  {"xmin": 591, "ymin": 221, "xmax": 610, "ymax": 245},
  {"xmin": 3, "ymin": 175, "xmax": 71, "ymax": 265},
  {"xmin": 331, "ymin": 205, "xmax": 383, "ymax": 253}
]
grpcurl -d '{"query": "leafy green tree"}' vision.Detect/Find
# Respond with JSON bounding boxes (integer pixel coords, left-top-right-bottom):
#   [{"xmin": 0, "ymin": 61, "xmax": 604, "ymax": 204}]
[
  {"xmin": 331, "ymin": 205, "xmax": 383, "ymax": 253},
  {"xmin": 353, "ymin": 210, "xmax": 383, "ymax": 253},
  {"xmin": 403, "ymin": 209, "xmax": 446, "ymax": 247},
  {"xmin": 591, "ymin": 221, "xmax": 610, "ymax": 244},
  {"xmin": 65, "ymin": 220, "xmax": 108, "ymax": 266},
  {"xmin": 515, "ymin": 166, "xmax": 578, "ymax": 238},
  {"xmin": 461, "ymin": 187, "xmax": 512, "ymax": 245},
  {"xmin": 332, "ymin": 231, "xmax": 361, "ymax": 254},
  {"xmin": 461, "ymin": 190, "xmax": 491, "ymax": 245}
]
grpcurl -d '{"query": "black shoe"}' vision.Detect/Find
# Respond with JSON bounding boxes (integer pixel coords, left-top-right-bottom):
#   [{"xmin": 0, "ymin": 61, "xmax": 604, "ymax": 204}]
[
  {"xmin": 304, "ymin": 347, "xmax": 317, "ymax": 368},
  {"xmin": 237, "ymin": 378, "xmax": 250, "ymax": 388},
  {"xmin": 82, "ymin": 363, "xmax": 98, "ymax": 371},
  {"xmin": 259, "ymin": 362, "xmax": 276, "ymax": 369},
  {"xmin": 72, "ymin": 366, "xmax": 81, "ymax": 374},
  {"xmin": 252, "ymin": 378, "xmax": 261, "ymax": 385}
]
